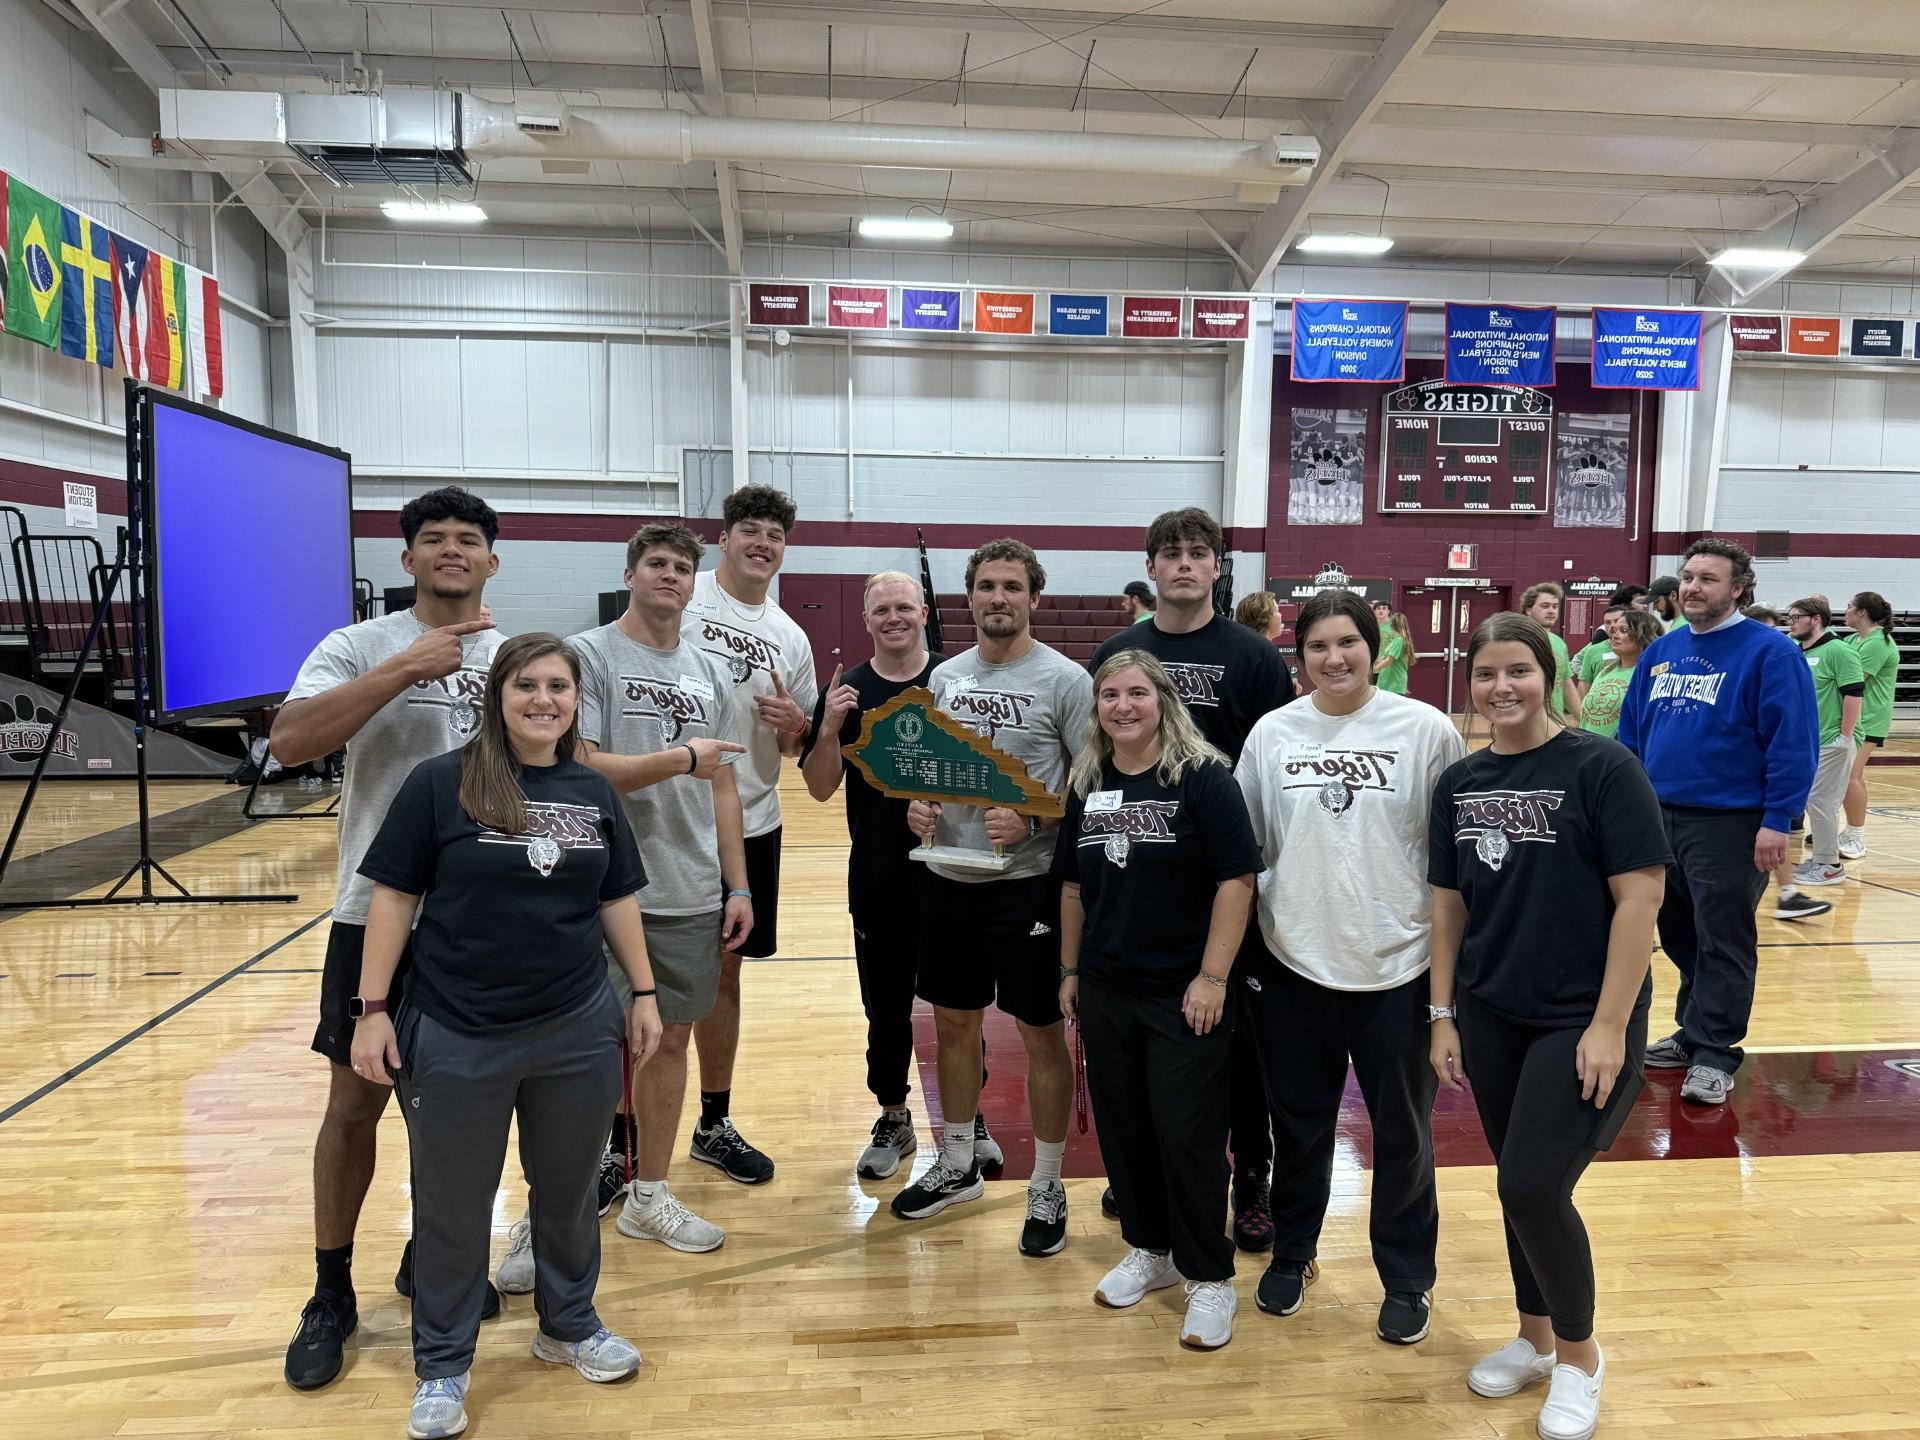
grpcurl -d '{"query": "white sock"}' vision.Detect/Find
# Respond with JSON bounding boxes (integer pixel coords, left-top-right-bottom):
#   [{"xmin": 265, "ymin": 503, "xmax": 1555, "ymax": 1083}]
[
  {"xmin": 1780, "ymin": 885, "xmax": 1800, "ymax": 899},
  {"xmin": 1032, "ymin": 1138, "xmax": 1065, "ymax": 1188},
  {"xmin": 942, "ymin": 1125, "xmax": 976, "ymax": 1170},
  {"xmin": 631, "ymin": 1179, "xmax": 665, "ymax": 1205}
]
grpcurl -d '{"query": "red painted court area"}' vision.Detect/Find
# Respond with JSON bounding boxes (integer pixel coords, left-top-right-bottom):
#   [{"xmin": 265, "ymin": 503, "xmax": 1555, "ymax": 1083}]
[{"xmin": 912, "ymin": 1003, "xmax": 1920, "ymax": 1178}]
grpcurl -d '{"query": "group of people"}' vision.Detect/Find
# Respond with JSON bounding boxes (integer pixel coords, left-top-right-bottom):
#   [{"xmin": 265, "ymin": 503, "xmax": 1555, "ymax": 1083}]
[{"xmin": 271, "ymin": 481, "xmax": 1856, "ymax": 1440}]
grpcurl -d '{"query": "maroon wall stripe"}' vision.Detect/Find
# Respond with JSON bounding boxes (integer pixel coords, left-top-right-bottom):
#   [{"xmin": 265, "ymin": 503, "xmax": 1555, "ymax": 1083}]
[{"xmin": 0, "ymin": 458, "xmax": 128, "ymax": 517}]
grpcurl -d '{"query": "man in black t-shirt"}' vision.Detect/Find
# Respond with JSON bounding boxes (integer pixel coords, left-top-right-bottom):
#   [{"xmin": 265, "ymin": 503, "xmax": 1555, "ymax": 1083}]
[
  {"xmin": 1089, "ymin": 507, "xmax": 1293, "ymax": 1253},
  {"xmin": 800, "ymin": 571, "xmax": 1002, "ymax": 1182}
]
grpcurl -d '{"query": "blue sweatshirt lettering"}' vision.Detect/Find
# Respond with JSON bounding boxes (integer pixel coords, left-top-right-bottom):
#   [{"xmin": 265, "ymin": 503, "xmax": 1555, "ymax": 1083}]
[{"xmin": 1616, "ymin": 616, "xmax": 1817, "ymax": 832}]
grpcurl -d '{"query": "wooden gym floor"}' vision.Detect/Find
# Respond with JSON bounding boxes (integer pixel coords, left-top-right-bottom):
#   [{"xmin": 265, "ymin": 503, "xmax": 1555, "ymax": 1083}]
[{"xmin": 3, "ymin": 763, "xmax": 1920, "ymax": 1439}]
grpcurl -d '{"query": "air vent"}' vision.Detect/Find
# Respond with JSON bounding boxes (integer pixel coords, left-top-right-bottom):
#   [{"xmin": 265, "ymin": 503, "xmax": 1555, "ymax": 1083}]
[
  {"xmin": 540, "ymin": 159, "xmax": 591, "ymax": 175},
  {"xmin": 295, "ymin": 146, "xmax": 473, "ymax": 188},
  {"xmin": 1753, "ymin": 530, "xmax": 1791, "ymax": 559}
]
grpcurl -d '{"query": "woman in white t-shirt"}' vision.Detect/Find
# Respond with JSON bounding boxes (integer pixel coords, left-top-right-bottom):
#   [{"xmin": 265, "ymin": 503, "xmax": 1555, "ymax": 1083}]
[{"xmin": 1234, "ymin": 588, "xmax": 1465, "ymax": 1346}]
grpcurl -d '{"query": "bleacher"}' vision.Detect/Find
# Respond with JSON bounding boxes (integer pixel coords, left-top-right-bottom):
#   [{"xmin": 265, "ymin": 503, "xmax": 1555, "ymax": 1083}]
[{"xmin": 935, "ymin": 593, "xmax": 1129, "ymax": 666}]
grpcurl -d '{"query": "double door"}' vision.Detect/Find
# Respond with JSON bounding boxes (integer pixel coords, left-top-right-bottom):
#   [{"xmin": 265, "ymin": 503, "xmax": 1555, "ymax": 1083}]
[{"xmin": 1397, "ymin": 583, "xmax": 1510, "ymax": 718}]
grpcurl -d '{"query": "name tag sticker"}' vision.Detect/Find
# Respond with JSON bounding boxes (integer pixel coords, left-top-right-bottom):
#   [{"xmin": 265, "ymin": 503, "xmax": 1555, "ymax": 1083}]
[
  {"xmin": 1086, "ymin": 790, "xmax": 1122, "ymax": 813},
  {"xmin": 679, "ymin": 675, "xmax": 716, "ymax": 701},
  {"xmin": 1650, "ymin": 662, "xmax": 1669, "ymax": 676},
  {"xmin": 1287, "ymin": 742, "xmax": 1326, "ymax": 764},
  {"xmin": 944, "ymin": 674, "xmax": 977, "ymax": 695}
]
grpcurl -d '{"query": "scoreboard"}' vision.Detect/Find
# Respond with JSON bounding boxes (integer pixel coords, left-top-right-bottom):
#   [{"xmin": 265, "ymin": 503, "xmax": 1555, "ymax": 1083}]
[{"xmin": 1380, "ymin": 380, "xmax": 1555, "ymax": 515}]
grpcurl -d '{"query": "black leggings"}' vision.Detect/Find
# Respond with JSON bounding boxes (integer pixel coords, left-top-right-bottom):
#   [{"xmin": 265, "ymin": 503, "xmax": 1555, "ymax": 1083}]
[{"xmin": 1456, "ymin": 991, "xmax": 1647, "ymax": 1343}]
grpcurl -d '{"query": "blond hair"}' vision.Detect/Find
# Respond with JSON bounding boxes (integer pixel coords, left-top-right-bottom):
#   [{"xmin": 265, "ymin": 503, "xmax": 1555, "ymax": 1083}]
[
  {"xmin": 1070, "ymin": 650, "xmax": 1226, "ymax": 798},
  {"xmin": 863, "ymin": 569, "xmax": 924, "ymax": 607},
  {"xmin": 1235, "ymin": 590, "xmax": 1278, "ymax": 634}
]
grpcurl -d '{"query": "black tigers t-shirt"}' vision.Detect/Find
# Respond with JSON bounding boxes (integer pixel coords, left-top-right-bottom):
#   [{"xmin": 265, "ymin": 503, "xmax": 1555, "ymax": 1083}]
[
  {"xmin": 1428, "ymin": 729, "xmax": 1670, "ymax": 1025},
  {"xmin": 1089, "ymin": 615, "xmax": 1292, "ymax": 764},
  {"xmin": 799, "ymin": 653, "xmax": 943, "ymax": 923},
  {"xmin": 358, "ymin": 750, "xmax": 648, "ymax": 1032},
  {"xmin": 1050, "ymin": 757, "xmax": 1263, "ymax": 994}
]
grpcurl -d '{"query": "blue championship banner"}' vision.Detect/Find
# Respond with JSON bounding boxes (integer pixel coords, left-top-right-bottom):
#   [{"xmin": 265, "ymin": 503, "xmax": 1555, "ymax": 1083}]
[
  {"xmin": 1047, "ymin": 293, "xmax": 1108, "ymax": 336},
  {"xmin": 1590, "ymin": 308, "xmax": 1702, "ymax": 390},
  {"xmin": 1444, "ymin": 303, "xmax": 1556, "ymax": 386},
  {"xmin": 1290, "ymin": 299, "xmax": 1406, "ymax": 383},
  {"xmin": 900, "ymin": 287, "xmax": 961, "ymax": 331}
]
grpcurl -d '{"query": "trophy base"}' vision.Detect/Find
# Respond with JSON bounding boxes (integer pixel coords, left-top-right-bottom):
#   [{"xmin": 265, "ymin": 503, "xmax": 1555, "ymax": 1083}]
[{"xmin": 909, "ymin": 846, "xmax": 1015, "ymax": 875}]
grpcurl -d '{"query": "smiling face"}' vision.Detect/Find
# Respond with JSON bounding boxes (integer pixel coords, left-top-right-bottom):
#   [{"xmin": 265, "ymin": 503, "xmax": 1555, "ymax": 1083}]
[
  {"xmin": 864, "ymin": 578, "xmax": 927, "ymax": 658},
  {"xmin": 1097, "ymin": 664, "xmax": 1161, "ymax": 750},
  {"xmin": 1470, "ymin": 640, "xmax": 1548, "ymax": 735},
  {"xmin": 501, "ymin": 652, "xmax": 577, "ymax": 758},
  {"xmin": 1300, "ymin": 612, "xmax": 1371, "ymax": 702},
  {"xmin": 402, "ymin": 518, "xmax": 497, "ymax": 600},
  {"xmin": 970, "ymin": 559, "xmax": 1035, "ymax": 641},
  {"xmin": 626, "ymin": 543, "xmax": 697, "ymax": 617},
  {"xmin": 719, "ymin": 516, "xmax": 787, "ymax": 588},
  {"xmin": 1147, "ymin": 536, "xmax": 1217, "ymax": 608}
]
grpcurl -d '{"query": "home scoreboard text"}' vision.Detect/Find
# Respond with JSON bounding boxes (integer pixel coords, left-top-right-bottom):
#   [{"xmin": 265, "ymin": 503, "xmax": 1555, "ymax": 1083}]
[{"xmin": 1380, "ymin": 380, "xmax": 1555, "ymax": 515}]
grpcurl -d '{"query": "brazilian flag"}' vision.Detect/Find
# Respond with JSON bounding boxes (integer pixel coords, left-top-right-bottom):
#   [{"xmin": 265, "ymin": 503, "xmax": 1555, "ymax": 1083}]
[{"xmin": 3, "ymin": 175, "xmax": 63, "ymax": 350}]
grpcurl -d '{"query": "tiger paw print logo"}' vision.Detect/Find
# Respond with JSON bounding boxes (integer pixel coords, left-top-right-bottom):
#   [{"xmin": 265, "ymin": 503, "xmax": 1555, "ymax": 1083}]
[{"xmin": 0, "ymin": 692, "xmax": 80, "ymax": 762}]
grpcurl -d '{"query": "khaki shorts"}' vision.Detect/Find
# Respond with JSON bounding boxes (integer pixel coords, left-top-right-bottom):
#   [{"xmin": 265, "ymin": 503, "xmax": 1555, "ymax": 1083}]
[{"xmin": 606, "ymin": 910, "xmax": 723, "ymax": 1026}]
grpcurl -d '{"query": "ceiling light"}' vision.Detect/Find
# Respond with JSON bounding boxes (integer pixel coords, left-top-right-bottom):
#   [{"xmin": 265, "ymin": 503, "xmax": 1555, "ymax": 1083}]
[
  {"xmin": 1709, "ymin": 247, "xmax": 1806, "ymax": 270},
  {"xmin": 858, "ymin": 217, "xmax": 953, "ymax": 240},
  {"xmin": 1295, "ymin": 234, "xmax": 1394, "ymax": 255},
  {"xmin": 381, "ymin": 199, "xmax": 487, "ymax": 223}
]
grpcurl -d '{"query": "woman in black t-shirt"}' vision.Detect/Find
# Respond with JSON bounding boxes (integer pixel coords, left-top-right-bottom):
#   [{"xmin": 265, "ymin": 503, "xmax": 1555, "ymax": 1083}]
[
  {"xmin": 1053, "ymin": 650, "xmax": 1261, "ymax": 1352},
  {"xmin": 1427, "ymin": 614, "xmax": 1669, "ymax": 1440},
  {"xmin": 349, "ymin": 633, "xmax": 663, "ymax": 1438}
]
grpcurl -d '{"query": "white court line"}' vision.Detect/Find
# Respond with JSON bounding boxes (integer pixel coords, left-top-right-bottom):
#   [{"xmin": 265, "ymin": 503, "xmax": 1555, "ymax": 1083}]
[{"xmin": 1743, "ymin": 1041, "xmax": 1920, "ymax": 1054}]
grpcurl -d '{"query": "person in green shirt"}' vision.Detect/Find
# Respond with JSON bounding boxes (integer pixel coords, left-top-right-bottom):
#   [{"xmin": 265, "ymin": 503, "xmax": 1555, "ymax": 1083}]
[
  {"xmin": 1574, "ymin": 605, "xmax": 1627, "ymax": 696},
  {"xmin": 1578, "ymin": 609, "xmax": 1661, "ymax": 740},
  {"xmin": 1520, "ymin": 583, "xmax": 1582, "ymax": 724},
  {"xmin": 1784, "ymin": 596, "xmax": 1864, "ymax": 890},
  {"xmin": 1122, "ymin": 581, "xmax": 1155, "ymax": 625},
  {"xmin": 1369, "ymin": 601, "xmax": 1413, "ymax": 694},
  {"xmin": 1839, "ymin": 590, "xmax": 1899, "ymax": 859}
]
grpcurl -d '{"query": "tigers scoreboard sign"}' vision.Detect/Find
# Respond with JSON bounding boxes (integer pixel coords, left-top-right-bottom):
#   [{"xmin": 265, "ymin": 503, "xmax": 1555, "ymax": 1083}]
[{"xmin": 1380, "ymin": 380, "xmax": 1554, "ymax": 515}]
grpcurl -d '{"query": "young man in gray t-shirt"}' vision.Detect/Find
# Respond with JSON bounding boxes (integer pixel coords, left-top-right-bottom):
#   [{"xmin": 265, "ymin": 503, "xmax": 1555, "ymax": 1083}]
[
  {"xmin": 567, "ymin": 523, "xmax": 751, "ymax": 1259},
  {"xmin": 894, "ymin": 540, "xmax": 1091, "ymax": 1260},
  {"xmin": 275, "ymin": 487, "xmax": 504, "ymax": 1392}
]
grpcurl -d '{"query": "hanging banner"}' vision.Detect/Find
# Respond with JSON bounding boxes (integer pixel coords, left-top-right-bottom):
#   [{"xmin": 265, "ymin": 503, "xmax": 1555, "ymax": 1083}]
[
  {"xmin": 1729, "ymin": 314, "xmax": 1783, "ymax": 353},
  {"xmin": 1443, "ymin": 303, "xmax": 1556, "ymax": 386},
  {"xmin": 1290, "ymin": 299, "xmax": 1406, "ymax": 383},
  {"xmin": 899, "ymin": 287, "xmax": 961, "ymax": 331},
  {"xmin": 748, "ymin": 283, "xmax": 811, "ymax": 327},
  {"xmin": 1589, "ymin": 308, "xmax": 1701, "ymax": 390},
  {"xmin": 1553, "ymin": 413, "xmax": 1630, "ymax": 530},
  {"xmin": 1287, "ymin": 408, "xmax": 1367, "ymax": 526},
  {"xmin": 1786, "ymin": 316, "xmax": 1840, "ymax": 357},
  {"xmin": 826, "ymin": 284, "xmax": 889, "ymax": 328},
  {"xmin": 1191, "ymin": 296, "xmax": 1251, "ymax": 341},
  {"xmin": 1849, "ymin": 318, "xmax": 1907, "ymax": 358},
  {"xmin": 1121, "ymin": 295, "xmax": 1184, "ymax": 339},
  {"xmin": 1047, "ymin": 293, "xmax": 1108, "ymax": 337},
  {"xmin": 973, "ymin": 290, "xmax": 1036, "ymax": 335}
]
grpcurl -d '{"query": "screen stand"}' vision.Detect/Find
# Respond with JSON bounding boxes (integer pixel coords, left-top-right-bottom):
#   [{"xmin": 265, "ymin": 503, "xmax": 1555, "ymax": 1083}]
[{"xmin": 0, "ymin": 384, "xmax": 299, "ymax": 912}]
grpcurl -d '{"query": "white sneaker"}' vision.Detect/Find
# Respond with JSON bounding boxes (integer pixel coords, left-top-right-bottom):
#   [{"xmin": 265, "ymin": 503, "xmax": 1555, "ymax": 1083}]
[
  {"xmin": 1179, "ymin": 1279, "xmax": 1236, "ymax": 1350},
  {"xmin": 407, "ymin": 1373, "xmax": 469, "ymax": 1439},
  {"xmin": 1468, "ymin": 1337, "xmax": 1558, "ymax": 1398},
  {"xmin": 1537, "ymin": 1351, "xmax": 1605, "ymax": 1440},
  {"xmin": 495, "ymin": 1212, "xmax": 534, "ymax": 1295},
  {"xmin": 1839, "ymin": 826, "xmax": 1867, "ymax": 860},
  {"xmin": 615, "ymin": 1184, "xmax": 725, "ymax": 1252},
  {"xmin": 973, "ymin": 1113, "xmax": 1005, "ymax": 1170},
  {"xmin": 1094, "ymin": 1247, "xmax": 1181, "ymax": 1308},
  {"xmin": 1792, "ymin": 858, "xmax": 1846, "ymax": 887},
  {"xmin": 531, "ymin": 1326, "xmax": 642, "ymax": 1383}
]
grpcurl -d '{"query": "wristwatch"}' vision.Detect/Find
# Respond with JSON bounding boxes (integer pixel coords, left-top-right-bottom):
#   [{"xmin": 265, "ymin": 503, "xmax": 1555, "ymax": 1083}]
[
  {"xmin": 1426, "ymin": 1004, "xmax": 1457, "ymax": 1023},
  {"xmin": 348, "ymin": 997, "xmax": 389, "ymax": 1020}
]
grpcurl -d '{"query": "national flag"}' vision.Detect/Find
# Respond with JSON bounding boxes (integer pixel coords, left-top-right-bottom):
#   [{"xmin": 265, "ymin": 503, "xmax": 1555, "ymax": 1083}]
[
  {"xmin": 146, "ymin": 250, "xmax": 186, "ymax": 388},
  {"xmin": 59, "ymin": 208, "xmax": 115, "ymax": 366},
  {"xmin": 184, "ymin": 265, "xmax": 223, "ymax": 399},
  {"xmin": 0, "ymin": 169, "xmax": 8, "ymax": 322},
  {"xmin": 111, "ymin": 234, "xmax": 151, "ymax": 378},
  {"xmin": 3, "ymin": 176, "xmax": 64, "ymax": 349}
]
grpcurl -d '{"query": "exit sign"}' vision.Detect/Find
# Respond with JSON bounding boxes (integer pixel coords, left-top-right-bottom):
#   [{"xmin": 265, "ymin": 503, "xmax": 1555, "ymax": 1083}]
[{"xmin": 1446, "ymin": 544, "xmax": 1477, "ymax": 571}]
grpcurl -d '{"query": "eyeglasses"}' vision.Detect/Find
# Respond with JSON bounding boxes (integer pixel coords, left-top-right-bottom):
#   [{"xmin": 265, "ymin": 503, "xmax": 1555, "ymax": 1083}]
[{"xmin": 1787, "ymin": 611, "xmax": 1812, "ymax": 620}]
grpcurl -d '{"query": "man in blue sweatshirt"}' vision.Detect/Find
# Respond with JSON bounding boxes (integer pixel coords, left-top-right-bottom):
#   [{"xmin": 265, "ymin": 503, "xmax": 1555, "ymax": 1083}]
[{"xmin": 1616, "ymin": 538, "xmax": 1818, "ymax": 1106}]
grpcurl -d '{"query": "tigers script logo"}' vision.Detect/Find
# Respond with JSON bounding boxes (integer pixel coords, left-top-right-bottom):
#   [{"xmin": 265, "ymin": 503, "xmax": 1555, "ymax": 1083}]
[
  {"xmin": 478, "ymin": 800, "xmax": 609, "ymax": 851},
  {"xmin": 1452, "ymin": 788, "xmax": 1565, "ymax": 873},
  {"xmin": 1279, "ymin": 749, "xmax": 1399, "ymax": 793},
  {"xmin": 696, "ymin": 619, "xmax": 782, "ymax": 685},
  {"xmin": 1077, "ymin": 799, "xmax": 1180, "ymax": 870},
  {"xmin": 1161, "ymin": 661, "xmax": 1227, "ymax": 708},
  {"xmin": 943, "ymin": 686, "xmax": 1038, "ymax": 741},
  {"xmin": 621, "ymin": 674, "xmax": 712, "ymax": 743}
]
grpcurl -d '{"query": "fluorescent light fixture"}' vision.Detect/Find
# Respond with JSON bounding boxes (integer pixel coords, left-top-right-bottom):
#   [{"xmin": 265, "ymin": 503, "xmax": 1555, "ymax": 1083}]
[
  {"xmin": 1295, "ymin": 234, "xmax": 1394, "ymax": 255},
  {"xmin": 857, "ymin": 216, "xmax": 953, "ymax": 240},
  {"xmin": 380, "ymin": 199, "xmax": 487, "ymax": 223},
  {"xmin": 1709, "ymin": 247, "xmax": 1806, "ymax": 270}
]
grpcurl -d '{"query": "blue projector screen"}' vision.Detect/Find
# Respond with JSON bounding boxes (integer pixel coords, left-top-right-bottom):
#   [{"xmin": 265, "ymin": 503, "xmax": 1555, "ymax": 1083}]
[{"xmin": 147, "ymin": 396, "xmax": 353, "ymax": 722}]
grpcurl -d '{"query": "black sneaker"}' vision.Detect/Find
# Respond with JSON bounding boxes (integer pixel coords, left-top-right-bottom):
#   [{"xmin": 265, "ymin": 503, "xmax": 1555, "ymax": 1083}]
[
  {"xmin": 394, "ymin": 1240, "xmax": 501, "ymax": 1319},
  {"xmin": 689, "ymin": 1118, "xmax": 776, "ymax": 1184},
  {"xmin": 1232, "ymin": 1177, "xmax": 1274, "ymax": 1253},
  {"xmin": 284, "ymin": 1290, "xmax": 356, "ymax": 1390},
  {"xmin": 890, "ymin": 1154, "xmax": 984, "ymax": 1219},
  {"xmin": 1019, "ymin": 1180, "xmax": 1069, "ymax": 1257},
  {"xmin": 1255, "ymin": 1257, "xmax": 1318, "ymax": 1317},
  {"xmin": 598, "ymin": 1146, "xmax": 630, "ymax": 1216},
  {"xmin": 1774, "ymin": 890, "xmax": 1833, "ymax": 921},
  {"xmin": 972, "ymin": 1113, "xmax": 1005, "ymax": 1171},
  {"xmin": 1100, "ymin": 1184, "xmax": 1119, "ymax": 1219},
  {"xmin": 1377, "ymin": 1290, "xmax": 1432, "ymax": 1345}
]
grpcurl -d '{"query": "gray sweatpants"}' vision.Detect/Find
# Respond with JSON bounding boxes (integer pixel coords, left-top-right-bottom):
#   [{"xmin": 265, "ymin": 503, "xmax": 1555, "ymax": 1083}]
[
  {"xmin": 1805, "ymin": 737, "xmax": 1855, "ymax": 866},
  {"xmin": 395, "ymin": 980, "xmax": 625, "ymax": 1380}
]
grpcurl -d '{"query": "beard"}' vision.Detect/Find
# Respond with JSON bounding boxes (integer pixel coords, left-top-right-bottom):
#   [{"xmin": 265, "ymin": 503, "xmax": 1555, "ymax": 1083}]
[{"xmin": 978, "ymin": 611, "xmax": 1023, "ymax": 636}]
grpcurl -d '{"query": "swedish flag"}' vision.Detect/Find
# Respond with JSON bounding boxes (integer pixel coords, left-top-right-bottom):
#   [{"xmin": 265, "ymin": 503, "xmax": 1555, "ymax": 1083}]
[{"xmin": 58, "ymin": 208, "xmax": 114, "ymax": 367}]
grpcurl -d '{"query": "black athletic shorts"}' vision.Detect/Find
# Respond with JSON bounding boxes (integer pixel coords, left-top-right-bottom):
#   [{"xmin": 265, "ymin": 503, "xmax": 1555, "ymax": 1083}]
[
  {"xmin": 733, "ymin": 826, "xmax": 782, "ymax": 959},
  {"xmin": 1862, "ymin": 734, "xmax": 1886, "ymax": 748},
  {"xmin": 916, "ymin": 870, "xmax": 1061, "ymax": 1028},
  {"xmin": 312, "ymin": 921, "xmax": 411, "ymax": 1067}
]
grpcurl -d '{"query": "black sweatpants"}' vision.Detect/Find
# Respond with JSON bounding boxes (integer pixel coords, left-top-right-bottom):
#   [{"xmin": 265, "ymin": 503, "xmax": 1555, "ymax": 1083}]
[
  {"xmin": 1456, "ymin": 991, "xmax": 1648, "ymax": 1343},
  {"xmin": 1655, "ymin": 804, "xmax": 1767, "ymax": 1074},
  {"xmin": 852, "ymin": 904, "xmax": 918, "ymax": 1109},
  {"xmin": 1241, "ymin": 954, "xmax": 1437, "ymax": 1293},
  {"xmin": 1079, "ymin": 977, "xmax": 1235, "ymax": 1282},
  {"xmin": 1227, "ymin": 925, "xmax": 1274, "ymax": 1183}
]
